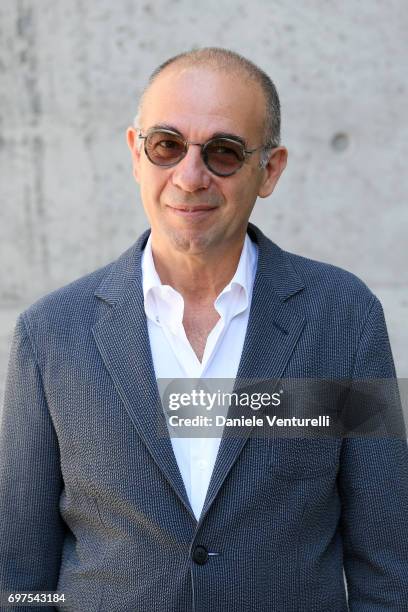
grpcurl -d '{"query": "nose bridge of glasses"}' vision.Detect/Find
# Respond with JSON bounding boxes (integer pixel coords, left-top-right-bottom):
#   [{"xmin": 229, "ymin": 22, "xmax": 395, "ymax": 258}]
[
  {"xmin": 183, "ymin": 140, "xmax": 207, "ymax": 161},
  {"xmin": 187, "ymin": 140, "xmax": 205, "ymax": 148},
  {"xmin": 179, "ymin": 140, "xmax": 207, "ymax": 165}
]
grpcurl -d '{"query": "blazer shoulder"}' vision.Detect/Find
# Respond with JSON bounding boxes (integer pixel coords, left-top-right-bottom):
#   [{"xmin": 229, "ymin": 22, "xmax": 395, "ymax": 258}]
[
  {"xmin": 19, "ymin": 233, "xmax": 146, "ymax": 334},
  {"xmin": 284, "ymin": 249, "xmax": 377, "ymax": 311},
  {"xmin": 20, "ymin": 259, "xmax": 116, "ymax": 335},
  {"xmin": 250, "ymin": 225, "xmax": 377, "ymax": 313},
  {"xmin": 21, "ymin": 262, "xmax": 114, "ymax": 324}
]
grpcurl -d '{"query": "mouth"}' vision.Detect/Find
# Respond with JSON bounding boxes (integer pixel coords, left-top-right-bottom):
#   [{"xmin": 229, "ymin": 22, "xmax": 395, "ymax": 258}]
[{"xmin": 166, "ymin": 204, "xmax": 218, "ymax": 219}]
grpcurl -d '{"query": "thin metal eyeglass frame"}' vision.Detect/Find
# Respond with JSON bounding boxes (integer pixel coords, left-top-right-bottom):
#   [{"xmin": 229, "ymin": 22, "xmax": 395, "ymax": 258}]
[{"xmin": 137, "ymin": 128, "xmax": 268, "ymax": 177}]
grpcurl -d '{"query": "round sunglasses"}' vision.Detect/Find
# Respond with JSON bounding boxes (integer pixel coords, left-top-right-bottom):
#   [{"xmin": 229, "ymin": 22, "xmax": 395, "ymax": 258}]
[{"xmin": 138, "ymin": 128, "xmax": 268, "ymax": 177}]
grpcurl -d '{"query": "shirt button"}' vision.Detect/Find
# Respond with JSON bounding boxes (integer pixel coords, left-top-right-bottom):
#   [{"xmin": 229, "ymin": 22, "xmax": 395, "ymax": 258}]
[
  {"xmin": 192, "ymin": 545, "xmax": 208, "ymax": 565},
  {"xmin": 197, "ymin": 459, "xmax": 207, "ymax": 471}
]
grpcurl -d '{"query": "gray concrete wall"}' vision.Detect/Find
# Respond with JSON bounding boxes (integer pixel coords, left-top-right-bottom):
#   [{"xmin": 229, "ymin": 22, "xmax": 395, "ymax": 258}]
[{"xmin": 1, "ymin": 0, "xmax": 407, "ymax": 403}]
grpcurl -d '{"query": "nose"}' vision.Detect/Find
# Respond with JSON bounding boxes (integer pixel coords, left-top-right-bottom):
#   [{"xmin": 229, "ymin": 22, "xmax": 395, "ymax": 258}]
[{"xmin": 171, "ymin": 144, "xmax": 211, "ymax": 192}]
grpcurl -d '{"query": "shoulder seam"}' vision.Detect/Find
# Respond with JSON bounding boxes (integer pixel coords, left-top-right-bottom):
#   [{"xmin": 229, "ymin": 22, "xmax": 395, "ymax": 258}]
[
  {"xmin": 20, "ymin": 312, "xmax": 50, "ymax": 407},
  {"xmin": 350, "ymin": 294, "xmax": 379, "ymax": 377}
]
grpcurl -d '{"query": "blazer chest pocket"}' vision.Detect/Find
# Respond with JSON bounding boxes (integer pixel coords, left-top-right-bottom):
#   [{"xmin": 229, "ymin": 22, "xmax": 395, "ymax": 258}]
[{"xmin": 268, "ymin": 437, "xmax": 342, "ymax": 479}]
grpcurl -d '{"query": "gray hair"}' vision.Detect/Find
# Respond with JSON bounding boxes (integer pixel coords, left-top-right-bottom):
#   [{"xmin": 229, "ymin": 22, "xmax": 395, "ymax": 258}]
[{"xmin": 134, "ymin": 47, "xmax": 281, "ymax": 168}]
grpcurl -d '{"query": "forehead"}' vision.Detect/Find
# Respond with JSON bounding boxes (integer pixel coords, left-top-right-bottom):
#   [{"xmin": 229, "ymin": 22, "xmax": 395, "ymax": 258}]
[{"xmin": 141, "ymin": 66, "xmax": 266, "ymax": 141}]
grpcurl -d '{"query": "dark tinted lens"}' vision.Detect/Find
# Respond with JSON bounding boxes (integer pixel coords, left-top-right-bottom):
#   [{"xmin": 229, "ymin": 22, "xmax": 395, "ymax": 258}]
[
  {"xmin": 204, "ymin": 138, "xmax": 245, "ymax": 175},
  {"xmin": 145, "ymin": 131, "xmax": 185, "ymax": 165}
]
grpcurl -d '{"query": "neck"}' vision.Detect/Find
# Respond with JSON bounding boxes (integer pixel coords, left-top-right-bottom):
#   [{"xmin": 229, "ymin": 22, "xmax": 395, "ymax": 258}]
[{"xmin": 150, "ymin": 233, "xmax": 246, "ymax": 303}]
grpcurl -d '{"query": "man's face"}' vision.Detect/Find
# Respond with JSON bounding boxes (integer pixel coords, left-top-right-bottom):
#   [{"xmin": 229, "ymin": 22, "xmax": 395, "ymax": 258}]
[{"xmin": 127, "ymin": 65, "xmax": 287, "ymax": 255}]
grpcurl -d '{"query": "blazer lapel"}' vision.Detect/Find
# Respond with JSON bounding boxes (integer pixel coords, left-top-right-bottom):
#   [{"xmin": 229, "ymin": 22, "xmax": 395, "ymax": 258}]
[
  {"xmin": 91, "ymin": 230, "xmax": 195, "ymax": 520},
  {"xmin": 200, "ymin": 224, "xmax": 306, "ymax": 521}
]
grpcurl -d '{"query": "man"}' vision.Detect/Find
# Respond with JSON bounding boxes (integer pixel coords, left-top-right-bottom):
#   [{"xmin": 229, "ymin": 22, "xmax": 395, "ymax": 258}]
[{"xmin": 1, "ymin": 47, "xmax": 408, "ymax": 611}]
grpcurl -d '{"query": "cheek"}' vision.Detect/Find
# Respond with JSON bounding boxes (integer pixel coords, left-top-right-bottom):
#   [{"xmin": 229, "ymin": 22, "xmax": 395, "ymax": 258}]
[
  {"xmin": 229, "ymin": 177, "xmax": 260, "ymax": 211},
  {"xmin": 139, "ymin": 168, "xmax": 167, "ymax": 207}
]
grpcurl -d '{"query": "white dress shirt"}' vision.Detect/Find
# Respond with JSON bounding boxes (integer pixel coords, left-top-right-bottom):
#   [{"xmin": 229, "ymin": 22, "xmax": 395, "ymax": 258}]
[{"xmin": 141, "ymin": 233, "xmax": 258, "ymax": 520}]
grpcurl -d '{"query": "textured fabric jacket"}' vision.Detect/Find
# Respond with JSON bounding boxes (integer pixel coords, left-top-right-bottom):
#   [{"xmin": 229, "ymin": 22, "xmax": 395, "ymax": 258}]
[{"xmin": 1, "ymin": 223, "xmax": 408, "ymax": 611}]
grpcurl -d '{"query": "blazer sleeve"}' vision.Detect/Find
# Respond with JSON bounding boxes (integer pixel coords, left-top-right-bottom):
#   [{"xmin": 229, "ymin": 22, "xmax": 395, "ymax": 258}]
[
  {"xmin": 338, "ymin": 296, "xmax": 408, "ymax": 610},
  {"xmin": 0, "ymin": 314, "xmax": 66, "ymax": 604}
]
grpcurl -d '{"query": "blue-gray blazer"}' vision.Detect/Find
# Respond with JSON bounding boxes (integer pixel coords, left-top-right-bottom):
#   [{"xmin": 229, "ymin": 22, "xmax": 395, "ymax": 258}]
[{"xmin": 1, "ymin": 223, "xmax": 408, "ymax": 611}]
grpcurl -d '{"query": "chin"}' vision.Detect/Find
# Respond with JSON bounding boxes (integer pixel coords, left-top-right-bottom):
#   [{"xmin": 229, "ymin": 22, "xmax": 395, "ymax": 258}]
[{"xmin": 167, "ymin": 227, "xmax": 221, "ymax": 254}]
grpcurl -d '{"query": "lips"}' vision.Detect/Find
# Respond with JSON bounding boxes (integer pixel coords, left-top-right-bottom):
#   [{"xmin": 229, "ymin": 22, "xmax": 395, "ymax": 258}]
[
  {"xmin": 169, "ymin": 205, "xmax": 217, "ymax": 212},
  {"xmin": 167, "ymin": 204, "xmax": 218, "ymax": 219}
]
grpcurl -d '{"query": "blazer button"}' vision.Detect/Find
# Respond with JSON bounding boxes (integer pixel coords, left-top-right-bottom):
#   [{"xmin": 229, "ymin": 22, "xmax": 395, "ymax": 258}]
[{"xmin": 192, "ymin": 545, "xmax": 209, "ymax": 565}]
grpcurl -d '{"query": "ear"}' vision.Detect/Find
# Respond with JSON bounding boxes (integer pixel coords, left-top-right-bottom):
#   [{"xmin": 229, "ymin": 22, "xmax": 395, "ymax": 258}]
[
  {"xmin": 258, "ymin": 147, "xmax": 288, "ymax": 198},
  {"xmin": 126, "ymin": 127, "xmax": 142, "ymax": 183}
]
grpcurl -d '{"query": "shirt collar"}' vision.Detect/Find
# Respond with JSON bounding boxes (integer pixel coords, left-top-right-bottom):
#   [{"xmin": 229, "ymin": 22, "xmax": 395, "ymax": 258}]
[
  {"xmin": 213, "ymin": 233, "xmax": 257, "ymax": 319},
  {"xmin": 141, "ymin": 232, "xmax": 257, "ymax": 326}
]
